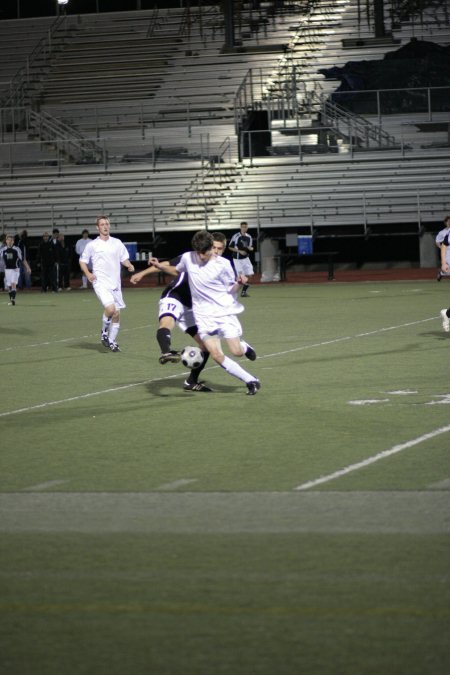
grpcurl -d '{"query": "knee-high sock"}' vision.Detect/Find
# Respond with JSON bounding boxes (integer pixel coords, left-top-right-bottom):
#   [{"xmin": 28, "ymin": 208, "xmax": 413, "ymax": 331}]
[
  {"xmin": 220, "ymin": 355, "xmax": 255, "ymax": 383},
  {"xmin": 109, "ymin": 322, "xmax": 120, "ymax": 343}
]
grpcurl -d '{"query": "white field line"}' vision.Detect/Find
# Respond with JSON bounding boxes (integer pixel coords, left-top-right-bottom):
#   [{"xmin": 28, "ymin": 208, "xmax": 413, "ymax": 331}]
[
  {"xmin": 294, "ymin": 425, "xmax": 450, "ymax": 491},
  {"xmin": 23, "ymin": 480, "xmax": 69, "ymax": 491},
  {"xmin": 0, "ymin": 316, "xmax": 438, "ymax": 419},
  {"xmin": 0, "ymin": 324, "xmax": 152, "ymax": 354},
  {"xmin": 155, "ymin": 479, "xmax": 198, "ymax": 491},
  {"xmin": 0, "ymin": 373, "xmax": 181, "ymax": 418}
]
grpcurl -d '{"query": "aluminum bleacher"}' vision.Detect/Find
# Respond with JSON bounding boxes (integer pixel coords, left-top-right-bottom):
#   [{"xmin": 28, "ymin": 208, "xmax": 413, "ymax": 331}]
[{"xmin": 0, "ymin": 0, "xmax": 449, "ymax": 238}]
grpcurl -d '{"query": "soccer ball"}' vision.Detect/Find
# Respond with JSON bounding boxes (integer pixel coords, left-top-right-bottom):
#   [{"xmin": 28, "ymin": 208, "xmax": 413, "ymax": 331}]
[{"xmin": 181, "ymin": 345, "xmax": 204, "ymax": 369}]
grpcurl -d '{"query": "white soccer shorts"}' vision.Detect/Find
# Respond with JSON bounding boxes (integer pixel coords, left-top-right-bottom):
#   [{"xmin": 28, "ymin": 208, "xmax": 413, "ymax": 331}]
[
  {"xmin": 196, "ymin": 313, "xmax": 243, "ymax": 341},
  {"xmin": 158, "ymin": 297, "xmax": 196, "ymax": 333},
  {"xmin": 5, "ymin": 269, "xmax": 20, "ymax": 287},
  {"xmin": 233, "ymin": 257, "xmax": 254, "ymax": 277},
  {"xmin": 93, "ymin": 282, "xmax": 126, "ymax": 310}
]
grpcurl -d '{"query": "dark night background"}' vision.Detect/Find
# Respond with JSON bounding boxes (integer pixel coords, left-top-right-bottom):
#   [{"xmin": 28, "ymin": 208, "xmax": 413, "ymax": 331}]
[{"xmin": 0, "ymin": 0, "xmax": 186, "ymax": 20}]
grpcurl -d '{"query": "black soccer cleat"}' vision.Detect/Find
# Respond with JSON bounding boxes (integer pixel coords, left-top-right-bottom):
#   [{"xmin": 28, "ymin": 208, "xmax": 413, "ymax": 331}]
[
  {"xmin": 109, "ymin": 342, "xmax": 121, "ymax": 352},
  {"xmin": 183, "ymin": 381, "xmax": 213, "ymax": 392},
  {"xmin": 437, "ymin": 271, "xmax": 442, "ymax": 282},
  {"xmin": 241, "ymin": 291, "xmax": 249, "ymax": 297},
  {"xmin": 159, "ymin": 350, "xmax": 181, "ymax": 365},
  {"xmin": 245, "ymin": 344, "xmax": 257, "ymax": 361},
  {"xmin": 246, "ymin": 380, "xmax": 261, "ymax": 395}
]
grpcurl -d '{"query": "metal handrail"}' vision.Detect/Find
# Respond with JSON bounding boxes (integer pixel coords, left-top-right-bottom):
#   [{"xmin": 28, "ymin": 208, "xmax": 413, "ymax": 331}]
[
  {"xmin": 0, "ymin": 14, "xmax": 69, "ymax": 108},
  {"xmin": 320, "ymin": 97, "xmax": 398, "ymax": 148}
]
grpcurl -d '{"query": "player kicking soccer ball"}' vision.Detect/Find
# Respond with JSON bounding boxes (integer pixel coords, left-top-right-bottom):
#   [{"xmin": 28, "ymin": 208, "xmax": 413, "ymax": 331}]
[
  {"xmin": 131, "ymin": 232, "xmax": 256, "ymax": 392},
  {"xmin": 149, "ymin": 230, "xmax": 260, "ymax": 395}
]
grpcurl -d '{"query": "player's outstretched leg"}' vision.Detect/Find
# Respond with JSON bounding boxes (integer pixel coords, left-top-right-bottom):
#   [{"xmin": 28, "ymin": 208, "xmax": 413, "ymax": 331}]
[
  {"xmin": 240, "ymin": 340, "xmax": 256, "ymax": 361},
  {"xmin": 184, "ymin": 351, "xmax": 212, "ymax": 392},
  {"xmin": 220, "ymin": 355, "xmax": 260, "ymax": 395},
  {"xmin": 157, "ymin": 327, "xmax": 180, "ymax": 364}
]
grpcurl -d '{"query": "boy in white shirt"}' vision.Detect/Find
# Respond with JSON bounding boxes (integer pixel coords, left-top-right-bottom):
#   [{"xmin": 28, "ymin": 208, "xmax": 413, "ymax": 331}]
[
  {"xmin": 150, "ymin": 230, "xmax": 260, "ymax": 395},
  {"xmin": 80, "ymin": 216, "xmax": 134, "ymax": 352},
  {"xmin": 75, "ymin": 229, "xmax": 92, "ymax": 288}
]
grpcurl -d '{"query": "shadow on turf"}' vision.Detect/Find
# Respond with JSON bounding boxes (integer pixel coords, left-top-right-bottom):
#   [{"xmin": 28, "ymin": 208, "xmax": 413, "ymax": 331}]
[
  {"xmin": 69, "ymin": 342, "xmax": 113, "ymax": 352},
  {"xmin": 145, "ymin": 379, "xmax": 238, "ymax": 397},
  {"xmin": 0, "ymin": 326, "xmax": 34, "ymax": 336},
  {"xmin": 422, "ymin": 331, "xmax": 450, "ymax": 339}
]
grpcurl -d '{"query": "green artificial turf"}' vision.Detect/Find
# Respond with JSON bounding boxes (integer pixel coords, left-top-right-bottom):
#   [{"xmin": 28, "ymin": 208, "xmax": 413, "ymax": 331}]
[{"xmin": 0, "ymin": 281, "xmax": 449, "ymax": 674}]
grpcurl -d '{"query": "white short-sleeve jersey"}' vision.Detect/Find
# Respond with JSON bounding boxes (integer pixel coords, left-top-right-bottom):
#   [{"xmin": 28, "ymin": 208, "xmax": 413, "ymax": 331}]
[
  {"xmin": 75, "ymin": 237, "xmax": 91, "ymax": 256},
  {"xmin": 80, "ymin": 236, "xmax": 129, "ymax": 290},
  {"xmin": 176, "ymin": 251, "xmax": 244, "ymax": 318},
  {"xmin": 436, "ymin": 227, "xmax": 450, "ymax": 245}
]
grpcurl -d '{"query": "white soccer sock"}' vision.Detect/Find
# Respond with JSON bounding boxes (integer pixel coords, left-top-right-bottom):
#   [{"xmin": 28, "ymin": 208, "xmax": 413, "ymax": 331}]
[
  {"xmin": 239, "ymin": 340, "xmax": 250, "ymax": 356},
  {"xmin": 102, "ymin": 315, "xmax": 112, "ymax": 334},
  {"xmin": 220, "ymin": 355, "xmax": 255, "ymax": 383},
  {"xmin": 109, "ymin": 322, "xmax": 120, "ymax": 343}
]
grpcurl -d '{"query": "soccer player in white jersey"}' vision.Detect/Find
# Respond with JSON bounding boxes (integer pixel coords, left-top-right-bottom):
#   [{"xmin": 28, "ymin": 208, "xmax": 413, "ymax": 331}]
[
  {"xmin": 150, "ymin": 230, "xmax": 260, "ymax": 395},
  {"xmin": 435, "ymin": 215, "xmax": 450, "ymax": 281},
  {"xmin": 80, "ymin": 216, "xmax": 134, "ymax": 352}
]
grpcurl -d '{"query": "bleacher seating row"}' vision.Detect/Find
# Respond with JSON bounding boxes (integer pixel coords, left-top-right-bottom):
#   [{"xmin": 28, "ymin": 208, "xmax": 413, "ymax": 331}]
[{"xmin": 0, "ymin": 0, "xmax": 449, "ymax": 238}]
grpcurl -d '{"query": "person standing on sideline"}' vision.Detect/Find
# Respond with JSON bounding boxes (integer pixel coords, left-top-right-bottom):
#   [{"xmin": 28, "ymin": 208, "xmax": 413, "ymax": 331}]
[
  {"xmin": 79, "ymin": 216, "xmax": 134, "ymax": 352},
  {"xmin": 435, "ymin": 215, "xmax": 450, "ymax": 281},
  {"xmin": 2, "ymin": 234, "xmax": 29, "ymax": 306},
  {"xmin": 75, "ymin": 229, "xmax": 92, "ymax": 288},
  {"xmin": 0, "ymin": 233, "xmax": 6, "ymax": 291},
  {"xmin": 150, "ymin": 230, "xmax": 260, "ymax": 395},
  {"xmin": 50, "ymin": 228, "xmax": 62, "ymax": 292},
  {"xmin": 38, "ymin": 231, "xmax": 54, "ymax": 292},
  {"xmin": 57, "ymin": 233, "xmax": 72, "ymax": 291},
  {"xmin": 228, "ymin": 221, "xmax": 254, "ymax": 297}
]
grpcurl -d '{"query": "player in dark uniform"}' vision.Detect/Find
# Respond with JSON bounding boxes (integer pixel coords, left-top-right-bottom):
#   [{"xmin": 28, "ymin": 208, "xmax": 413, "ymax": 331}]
[
  {"xmin": 228, "ymin": 221, "xmax": 254, "ymax": 297},
  {"xmin": 1, "ymin": 234, "xmax": 29, "ymax": 306}
]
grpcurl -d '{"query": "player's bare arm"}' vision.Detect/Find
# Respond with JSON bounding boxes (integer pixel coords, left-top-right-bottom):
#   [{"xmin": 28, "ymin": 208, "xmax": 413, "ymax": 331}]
[
  {"xmin": 79, "ymin": 260, "xmax": 96, "ymax": 283},
  {"xmin": 441, "ymin": 245, "xmax": 449, "ymax": 272},
  {"xmin": 229, "ymin": 274, "xmax": 248, "ymax": 294},
  {"xmin": 130, "ymin": 261, "xmax": 169, "ymax": 284},
  {"xmin": 149, "ymin": 257, "xmax": 178, "ymax": 277},
  {"xmin": 121, "ymin": 260, "xmax": 135, "ymax": 273}
]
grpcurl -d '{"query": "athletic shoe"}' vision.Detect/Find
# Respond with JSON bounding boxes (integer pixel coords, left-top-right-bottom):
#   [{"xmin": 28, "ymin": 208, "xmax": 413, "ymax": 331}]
[
  {"xmin": 101, "ymin": 332, "xmax": 110, "ymax": 348},
  {"xmin": 245, "ymin": 344, "xmax": 257, "ymax": 361},
  {"xmin": 183, "ymin": 381, "xmax": 213, "ymax": 392},
  {"xmin": 159, "ymin": 350, "xmax": 180, "ymax": 364},
  {"xmin": 437, "ymin": 271, "xmax": 442, "ymax": 281},
  {"xmin": 109, "ymin": 342, "xmax": 121, "ymax": 352},
  {"xmin": 241, "ymin": 291, "xmax": 249, "ymax": 297},
  {"xmin": 440, "ymin": 309, "xmax": 450, "ymax": 332},
  {"xmin": 246, "ymin": 380, "xmax": 261, "ymax": 395}
]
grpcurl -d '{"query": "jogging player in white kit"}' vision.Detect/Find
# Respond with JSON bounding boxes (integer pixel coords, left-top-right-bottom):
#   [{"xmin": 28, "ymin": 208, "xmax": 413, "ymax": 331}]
[
  {"xmin": 150, "ymin": 230, "xmax": 260, "ymax": 395},
  {"xmin": 80, "ymin": 216, "xmax": 134, "ymax": 352}
]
